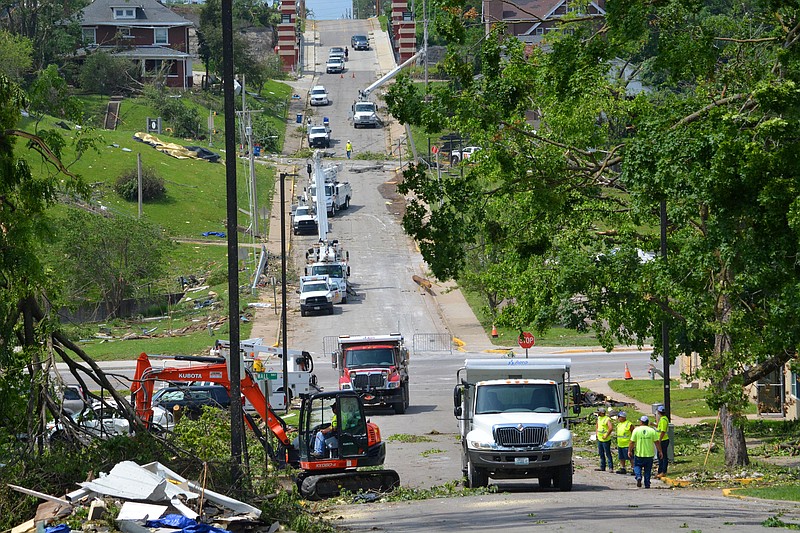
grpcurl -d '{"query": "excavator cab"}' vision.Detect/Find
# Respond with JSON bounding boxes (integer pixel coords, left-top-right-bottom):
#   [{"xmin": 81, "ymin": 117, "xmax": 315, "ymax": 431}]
[
  {"xmin": 299, "ymin": 392, "xmax": 368, "ymax": 460},
  {"xmin": 294, "ymin": 391, "xmax": 398, "ymax": 499}
]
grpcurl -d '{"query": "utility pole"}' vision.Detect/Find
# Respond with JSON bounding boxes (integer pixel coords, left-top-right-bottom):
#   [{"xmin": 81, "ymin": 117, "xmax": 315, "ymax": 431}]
[{"xmin": 221, "ymin": 0, "xmax": 244, "ymax": 491}]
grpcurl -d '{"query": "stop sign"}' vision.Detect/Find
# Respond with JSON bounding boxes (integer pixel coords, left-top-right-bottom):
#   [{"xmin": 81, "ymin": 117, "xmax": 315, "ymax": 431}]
[
  {"xmin": 518, "ymin": 331, "xmax": 535, "ymax": 349},
  {"xmin": 431, "ymin": 145, "xmax": 439, "ymax": 154}
]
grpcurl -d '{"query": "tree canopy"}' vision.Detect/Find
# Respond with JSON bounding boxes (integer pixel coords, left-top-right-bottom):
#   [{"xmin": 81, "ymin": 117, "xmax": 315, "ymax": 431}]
[{"xmin": 386, "ymin": 0, "xmax": 800, "ymax": 465}]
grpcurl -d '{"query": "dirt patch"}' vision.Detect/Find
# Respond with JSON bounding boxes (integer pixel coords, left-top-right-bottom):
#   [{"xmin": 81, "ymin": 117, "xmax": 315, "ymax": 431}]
[{"xmin": 378, "ymin": 170, "xmax": 406, "ymax": 221}]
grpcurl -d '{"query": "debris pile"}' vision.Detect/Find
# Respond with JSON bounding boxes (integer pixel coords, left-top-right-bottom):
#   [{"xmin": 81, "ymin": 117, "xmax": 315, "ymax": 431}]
[{"xmin": 9, "ymin": 461, "xmax": 276, "ymax": 533}]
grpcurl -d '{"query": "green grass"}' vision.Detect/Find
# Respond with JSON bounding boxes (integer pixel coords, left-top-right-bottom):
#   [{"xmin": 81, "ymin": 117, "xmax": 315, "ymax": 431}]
[
  {"xmin": 386, "ymin": 433, "xmax": 433, "ymax": 443},
  {"xmin": 460, "ymin": 285, "xmax": 599, "ymax": 347},
  {"xmin": 739, "ymin": 485, "xmax": 800, "ymax": 501},
  {"xmin": 607, "ymin": 379, "xmax": 757, "ymax": 418}
]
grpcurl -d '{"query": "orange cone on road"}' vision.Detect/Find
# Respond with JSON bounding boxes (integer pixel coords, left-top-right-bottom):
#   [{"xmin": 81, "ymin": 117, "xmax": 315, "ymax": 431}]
[
  {"xmin": 624, "ymin": 363, "xmax": 633, "ymax": 380},
  {"xmin": 491, "ymin": 324, "xmax": 498, "ymax": 338}
]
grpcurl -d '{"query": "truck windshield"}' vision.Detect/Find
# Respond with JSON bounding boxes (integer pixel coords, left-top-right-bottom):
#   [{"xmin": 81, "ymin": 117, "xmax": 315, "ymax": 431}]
[
  {"xmin": 345, "ymin": 348, "xmax": 394, "ymax": 368},
  {"xmin": 311, "ymin": 264, "xmax": 343, "ymax": 277},
  {"xmin": 475, "ymin": 384, "xmax": 560, "ymax": 414},
  {"xmin": 355, "ymin": 103, "xmax": 374, "ymax": 113}
]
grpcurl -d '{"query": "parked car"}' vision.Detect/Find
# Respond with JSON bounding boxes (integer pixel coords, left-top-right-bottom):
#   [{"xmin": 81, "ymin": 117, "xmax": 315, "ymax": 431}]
[
  {"xmin": 326, "ymin": 57, "xmax": 345, "ymax": 74},
  {"xmin": 310, "ymin": 85, "xmax": 329, "ymax": 106},
  {"xmin": 59, "ymin": 385, "xmax": 87, "ymax": 416},
  {"xmin": 450, "ymin": 146, "xmax": 481, "ymax": 164},
  {"xmin": 329, "ymin": 46, "xmax": 346, "ymax": 59},
  {"xmin": 152, "ymin": 384, "xmax": 231, "ymax": 420},
  {"xmin": 351, "ymin": 35, "xmax": 369, "ymax": 50},
  {"xmin": 49, "ymin": 402, "xmax": 174, "ymax": 443}
]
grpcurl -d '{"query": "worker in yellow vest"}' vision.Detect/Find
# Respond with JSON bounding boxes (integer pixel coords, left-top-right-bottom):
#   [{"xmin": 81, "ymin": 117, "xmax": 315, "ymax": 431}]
[
  {"xmin": 615, "ymin": 411, "xmax": 634, "ymax": 474},
  {"xmin": 629, "ymin": 415, "xmax": 663, "ymax": 488},
  {"xmin": 595, "ymin": 406, "xmax": 614, "ymax": 472},
  {"xmin": 655, "ymin": 405, "xmax": 670, "ymax": 478}
]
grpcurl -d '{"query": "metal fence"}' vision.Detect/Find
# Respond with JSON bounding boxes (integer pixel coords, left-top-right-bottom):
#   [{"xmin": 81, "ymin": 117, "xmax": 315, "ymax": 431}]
[
  {"xmin": 412, "ymin": 333, "xmax": 453, "ymax": 354},
  {"xmin": 322, "ymin": 335, "xmax": 339, "ymax": 359}
]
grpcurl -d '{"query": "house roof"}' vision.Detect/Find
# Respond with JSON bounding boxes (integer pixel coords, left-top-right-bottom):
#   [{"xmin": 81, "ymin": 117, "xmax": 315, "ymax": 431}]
[
  {"xmin": 496, "ymin": 0, "xmax": 605, "ymax": 22},
  {"xmin": 104, "ymin": 45, "xmax": 190, "ymax": 58},
  {"xmin": 80, "ymin": 0, "xmax": 193, "ymax": 27}
]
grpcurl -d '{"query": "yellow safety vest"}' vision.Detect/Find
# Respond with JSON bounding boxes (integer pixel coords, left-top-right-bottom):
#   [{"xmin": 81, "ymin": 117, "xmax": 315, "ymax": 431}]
[{"xmin": 616, "ymin": 420, "xmax": 633, "ymax": 447}]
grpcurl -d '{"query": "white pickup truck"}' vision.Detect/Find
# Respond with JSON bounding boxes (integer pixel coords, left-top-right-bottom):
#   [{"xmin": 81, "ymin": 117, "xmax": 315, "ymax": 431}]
[
  {"xmin": 307, "ymin": 125, "xmax": 331, "ymax": 148},
  {"xmin": 454, "ymin": 358, "xmax": 581, "ymax": 490}
]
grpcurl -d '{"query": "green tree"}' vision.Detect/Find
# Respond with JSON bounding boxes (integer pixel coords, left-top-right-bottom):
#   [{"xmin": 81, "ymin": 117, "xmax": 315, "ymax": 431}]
[
  {"xmin": 55, "ymin": 208, "xmax": 169, "ymax": 317},
  {"xmin": 0, "ymin": 73, "xmax": 136, "ymax": 455},
  {"xmin": 0, "ymin": 29, "xmax": 33, "ymax": 81},
  {"xmin": 78, "ymin": 51, "xmax": 138, "ymax": 95},
  {"xmin": 198, "ymin": 0, "xmax": 263, "ymax": 84},
  {"xmin": 387, "ymin": 1, "xmax": 800, "ymax": 466},
  {"xmin": 0, "ymin": 0, "xmax": 86, "ymax": 70},
  {"xmin": 28, "ymin": 64, "xmax": 84, "ymax": 125}
]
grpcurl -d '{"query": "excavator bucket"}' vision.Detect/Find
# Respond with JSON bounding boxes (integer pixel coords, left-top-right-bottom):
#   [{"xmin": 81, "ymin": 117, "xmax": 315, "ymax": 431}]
[{"xmin": 298, "ymin": 469, "xmax": 400, "ymax": 500}]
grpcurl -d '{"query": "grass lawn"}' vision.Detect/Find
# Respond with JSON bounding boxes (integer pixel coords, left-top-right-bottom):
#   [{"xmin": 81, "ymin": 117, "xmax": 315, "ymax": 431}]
[
  {"xmin": 736, "ymin": 485, "xmax": 800, "ymax": 501},
  {"xmin": 460, "ymin": 285, "xmax": 599, "ymax": 347},
  {"xmin": 607, "ymin": 379, "xmax": 757, "ymax": 418}
]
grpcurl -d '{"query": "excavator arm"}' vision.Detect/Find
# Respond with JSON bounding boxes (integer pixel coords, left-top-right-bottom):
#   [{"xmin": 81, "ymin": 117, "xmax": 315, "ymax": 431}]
[{"xmin": 131, "ymin": 352, "xmax": 292, "ymax": 448}]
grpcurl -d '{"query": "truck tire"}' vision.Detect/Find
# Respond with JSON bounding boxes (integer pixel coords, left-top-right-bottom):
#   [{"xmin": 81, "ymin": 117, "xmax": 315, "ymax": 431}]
[
  {"xmin": 393, "ymin": 387, "xmax": 406, "ymax": 414},
  {"xmin": 344, "ymin": 196, "xmax": 350, "ymax": 209},
  {"xmin": 341, "ymin": 294, "xmax": 347, "ymax": 304},
  {"xmin": 538, "ymin": 476, "xmax": 552, "ymax": 489},
  {"xmin": 555, "ymin": 462, "xmax": 573, "ymax": 492},
  {"xmin": 466, "ymin": 459, "xmax": 488, "ymax": 489},
  {"xmin": 300, "ymin": 309, "xmax": 307, "ymax": 317}
]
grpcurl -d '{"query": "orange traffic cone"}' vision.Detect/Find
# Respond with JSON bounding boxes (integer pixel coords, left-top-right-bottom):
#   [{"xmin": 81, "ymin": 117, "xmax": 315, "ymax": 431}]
[
  {"xmin": 491, "ymin": 324, "xmax": 498, "ymax": 338},
  {"xmin": 624, "ymin": 363, "xmax": 633, "ymax": 380}
]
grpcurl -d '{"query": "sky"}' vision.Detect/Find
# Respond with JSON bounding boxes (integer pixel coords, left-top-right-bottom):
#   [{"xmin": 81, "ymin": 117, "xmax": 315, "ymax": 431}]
[{"xmin": 305, "ymin": 0, "xmax": 355, "ymax": 21}]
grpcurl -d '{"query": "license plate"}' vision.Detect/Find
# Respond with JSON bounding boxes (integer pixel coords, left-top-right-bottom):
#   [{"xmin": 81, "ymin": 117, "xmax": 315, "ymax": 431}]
[
  {"xmin": 515, "ymin": 457, "xmax": 529, "ymax": 466},
  {"xmin": 313, "ymin": 306, "xmax": 321, "ymax": 310}
]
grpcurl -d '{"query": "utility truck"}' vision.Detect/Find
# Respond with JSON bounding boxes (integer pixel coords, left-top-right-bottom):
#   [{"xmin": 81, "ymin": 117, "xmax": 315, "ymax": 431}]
[
  {"xmin": 305, "ymin": 240, "xmax": 350, "ymax": 302},
  {"xmin": 353, "ymin": 48, "xmax": 424, "ymax": 129},
  {"xmin": 211, "ymin": 338, "xmax": 319, "ymax": 409},
  {"xmin": 453, "ymin": 358, "xmax": 581, "ymax": 490},
  {"xmin": 307, "ymin": 164, "xmax": 351, "ymax": 216},
  {"xmin": 332, "ymin": 334, "xmax": 410, "ymax": 414}
]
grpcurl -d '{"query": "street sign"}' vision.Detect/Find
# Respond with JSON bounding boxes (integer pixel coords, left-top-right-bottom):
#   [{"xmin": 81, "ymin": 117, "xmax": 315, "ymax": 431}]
[
  {"xmin": 253, "ymin": 372, "xmax": 279, "ymax": 380},
  {"xmin": 518, "ymin": 332, "xmax": 535, "ymax": 349}
]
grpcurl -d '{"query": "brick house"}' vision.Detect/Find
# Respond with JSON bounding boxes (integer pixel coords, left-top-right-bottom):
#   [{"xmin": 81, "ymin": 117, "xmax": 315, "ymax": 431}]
[
  {"xmin": 78, "ymin": 0, "xmax": 193, "ymax": 89},
  {"xmin": 482, "ymin": 0, "xmax": 606, "ymax": 44}
]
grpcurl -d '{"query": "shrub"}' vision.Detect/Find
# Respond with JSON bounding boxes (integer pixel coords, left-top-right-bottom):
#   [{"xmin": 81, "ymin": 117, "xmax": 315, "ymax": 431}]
[
  {"xmin": 114, "ymin": 166, "xmax": 166, "ymax": 201},
  {"xmin": 79, "ymin": 52, "xmax": 138, "ymax": 95}
]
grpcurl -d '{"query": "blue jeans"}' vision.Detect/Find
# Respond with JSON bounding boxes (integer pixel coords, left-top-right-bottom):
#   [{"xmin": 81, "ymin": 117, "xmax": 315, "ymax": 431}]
[
  {"xmin": 597, "ymin": 440, "xmax": 613, "ymax": 470},
  {"xmin": 634, "ymin": 456, "xmax": 654, "ymax": 488},
  {"xmin": 314, "ymin": 432, "xmax": 338, "ymax": 456},
  {"xmin": 658, "ymin": 440, "xmax": 669, "ymax": 474}
]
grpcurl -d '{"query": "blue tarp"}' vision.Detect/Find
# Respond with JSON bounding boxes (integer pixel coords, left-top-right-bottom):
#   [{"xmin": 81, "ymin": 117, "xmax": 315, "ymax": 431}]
[
  {"xmin": 144, "ymin": 515, "xmax": 230, "ymax": 533},
  {"xmin": 201, "ymin": 231, "xmax": 226, "ymax": 238}
]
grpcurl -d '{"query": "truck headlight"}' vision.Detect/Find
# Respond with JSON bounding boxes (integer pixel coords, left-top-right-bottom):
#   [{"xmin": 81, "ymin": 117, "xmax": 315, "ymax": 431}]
[
  {"xmin": 468, "ymin": 440, "xmax": 497, "ymax": 450},
  {"xmin": 299, "ymin": 297, "xmax": 307, "ymax": 305},
  {"xmin": 543, "ymin": 436, "xmax": 572, "ymax": 449},
  {"xmin": 326, "ymin": 295, "xmax": 333, "ymax": 302}
]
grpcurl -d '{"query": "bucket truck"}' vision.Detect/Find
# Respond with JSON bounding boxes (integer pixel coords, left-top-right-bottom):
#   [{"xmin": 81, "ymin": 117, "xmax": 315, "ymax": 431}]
[{"xmin": 353, "ymin": 49, "xmax": 424, "ymax": 129}]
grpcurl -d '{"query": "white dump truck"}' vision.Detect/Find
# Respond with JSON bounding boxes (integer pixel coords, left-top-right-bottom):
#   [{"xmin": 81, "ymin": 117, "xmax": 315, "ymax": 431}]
[{"xmin": 453, "ymin": 358, "xmax": 581, "ymax": 490}]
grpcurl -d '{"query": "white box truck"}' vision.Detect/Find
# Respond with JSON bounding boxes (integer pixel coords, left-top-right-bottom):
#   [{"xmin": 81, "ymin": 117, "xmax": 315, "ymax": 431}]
[{"xmin": 454, "ymin": 358, "xmax": 581, "ymax": 490}]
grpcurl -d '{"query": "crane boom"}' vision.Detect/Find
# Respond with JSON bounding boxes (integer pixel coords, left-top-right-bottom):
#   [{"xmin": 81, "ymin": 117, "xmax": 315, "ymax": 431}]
[{"xmin": 358, "ymin": 49, "xmax": 425, "ymax": 101}]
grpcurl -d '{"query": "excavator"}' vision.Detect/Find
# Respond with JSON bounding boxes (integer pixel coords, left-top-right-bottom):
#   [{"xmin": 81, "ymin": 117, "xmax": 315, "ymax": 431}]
[{"xmin": 130, "ymin": 352, "xmax": 400, "ymax": 499}]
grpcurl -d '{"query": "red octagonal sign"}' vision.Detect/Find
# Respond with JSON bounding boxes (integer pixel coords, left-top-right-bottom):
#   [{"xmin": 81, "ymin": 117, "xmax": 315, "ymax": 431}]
[{"xmin": 518, "ymin": 331, "xmax": 535, "ymax": 349}]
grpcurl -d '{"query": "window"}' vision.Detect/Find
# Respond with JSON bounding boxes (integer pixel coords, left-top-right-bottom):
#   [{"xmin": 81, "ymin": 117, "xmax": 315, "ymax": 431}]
[
  {"xmin": 82, "ymin": 27, "xmax": 96, "ymax": 44},
  {"xmin": 154, "ymin": 28, "xmax": 168, "ymax": 45},
  {"xmin": 281, "ymin": 13, "xmax": 291, "ymax": 23},
  {"xmin": 114, "ymin": 7, "xmax": 136, "ymax": 19},
  {"xmin": 118, "ymin": 27, "xmax": 132, "ymax": 39},
  {"xmin": 792, "ymin": 371, "xmax": 799, "ymax": 398},
  {"xmin": 145, "ymin": 59, "xmax": 178, "ymax": 76}
]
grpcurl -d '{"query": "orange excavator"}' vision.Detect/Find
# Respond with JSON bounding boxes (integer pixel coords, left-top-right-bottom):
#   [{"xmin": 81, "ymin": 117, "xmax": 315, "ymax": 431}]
[{"xmin": 131, "ymin": 352, "xmax": 400, "ymax": 499}]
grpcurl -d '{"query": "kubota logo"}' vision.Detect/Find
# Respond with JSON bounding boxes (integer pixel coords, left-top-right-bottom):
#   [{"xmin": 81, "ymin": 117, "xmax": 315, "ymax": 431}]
[{"xmin": 179, "ymin": 373, "xmax": 202, "ymax": 379}]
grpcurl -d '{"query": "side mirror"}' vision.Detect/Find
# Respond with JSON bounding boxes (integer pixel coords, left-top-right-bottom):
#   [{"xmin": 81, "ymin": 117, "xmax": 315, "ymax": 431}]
[
  {"xmin": 571, "ymin": 384, "xmax": 581, "ymax": 406},
  {"xmin": 453, "ymin": 386, "xmax": 462, "ymax": 409},
  {"xmin": 296, "ymin": 289, "xmax": 300, "ymax": 294},
  {"xmin": 454, "ymin": 406, "xmax": 462, "ymax": 417},
  {"xmin": 347, "ymin": 266, "xmax": 351, "ymax": 276},
  {"xmin": 573, "ymin": 405, "xmax": 581, "ymax": 415},
  {"xmin": 331, "ymin": 353, "xmax": 337, "ymax": 369}
]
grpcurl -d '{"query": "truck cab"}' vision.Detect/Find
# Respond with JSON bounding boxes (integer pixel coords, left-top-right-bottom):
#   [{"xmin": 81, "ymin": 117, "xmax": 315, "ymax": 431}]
[
  {"xmin": 352, "ymin": 101, "xmax": 380, "ymax": 128},
  {"xmin": 297, "ymin": 275, "xmax": 341, "ymax": 316},
  {"xmin": 454, "ymin": 359, "xmax": 580, "ymax": 490},
  {"xmin": 332, "ymin": 334, "xmax": 410, "ymax": 414}
]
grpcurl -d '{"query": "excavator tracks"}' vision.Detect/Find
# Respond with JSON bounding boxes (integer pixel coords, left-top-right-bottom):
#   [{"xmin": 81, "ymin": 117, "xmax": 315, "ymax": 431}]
[{"xmin": 297, "ymin": 469, "xmax": 400, "ymax": 500}]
